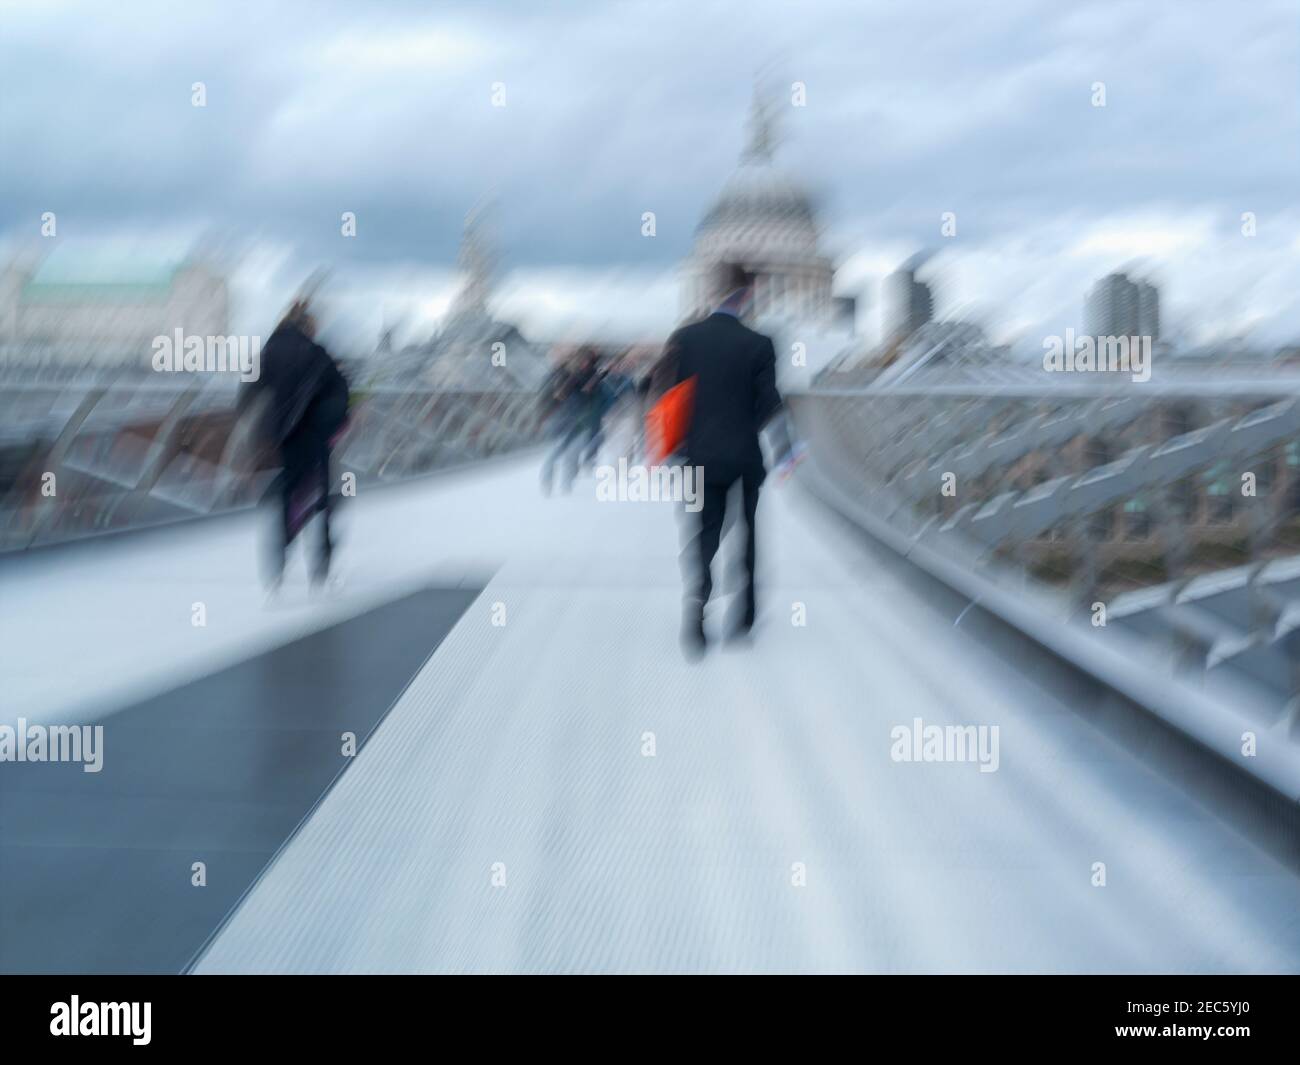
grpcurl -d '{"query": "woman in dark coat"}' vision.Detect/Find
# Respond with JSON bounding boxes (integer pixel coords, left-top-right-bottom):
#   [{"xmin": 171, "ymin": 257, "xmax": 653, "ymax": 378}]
[{"xmin": 240, "ymin": 300, "xmax": 349, "ymax": 590}]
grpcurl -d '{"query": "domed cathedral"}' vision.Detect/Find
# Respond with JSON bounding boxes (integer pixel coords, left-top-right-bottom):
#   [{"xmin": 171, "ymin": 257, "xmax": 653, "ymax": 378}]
[{"xmin": 681, "ymin": 90, "xmax": 838, "ymax": 327}]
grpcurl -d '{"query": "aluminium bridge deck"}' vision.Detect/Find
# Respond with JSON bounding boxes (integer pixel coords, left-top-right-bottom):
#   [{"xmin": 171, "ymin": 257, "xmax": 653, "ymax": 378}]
[{"xmin": 2, "ymin": 458, "xmax": 1298, "ymax": 973}]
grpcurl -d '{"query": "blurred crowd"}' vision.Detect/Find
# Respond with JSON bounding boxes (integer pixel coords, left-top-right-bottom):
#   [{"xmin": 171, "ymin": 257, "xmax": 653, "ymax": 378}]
[{"xmin": 539, "ymin": 346, "xmax": 651, "ymax": 494}]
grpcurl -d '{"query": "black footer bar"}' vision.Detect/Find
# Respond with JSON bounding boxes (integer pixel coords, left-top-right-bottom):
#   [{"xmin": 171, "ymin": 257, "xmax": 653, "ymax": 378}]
[{"xmin": 4, "ymin": 974, "xmax": 1292, "ymax": 1051}]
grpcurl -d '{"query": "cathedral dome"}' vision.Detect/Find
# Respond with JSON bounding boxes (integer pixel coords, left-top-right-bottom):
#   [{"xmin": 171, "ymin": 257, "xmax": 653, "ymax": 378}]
[
  {"xmin": 681, "ymin": 94, "xmax": 834, "ymax": 321},
  {"xmin": 695, "ymin": 164, "xmax": 822, "ymax": 261},
  {"xmin": 693, "ymin": 97, "xmax": 822, "ymax": 262}
]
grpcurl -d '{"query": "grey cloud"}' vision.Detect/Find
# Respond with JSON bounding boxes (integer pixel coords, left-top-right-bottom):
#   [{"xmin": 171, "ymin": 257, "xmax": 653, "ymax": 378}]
[{"xmin": 1, "ymin": 0, "xmax": 1296, "ymax": 341}]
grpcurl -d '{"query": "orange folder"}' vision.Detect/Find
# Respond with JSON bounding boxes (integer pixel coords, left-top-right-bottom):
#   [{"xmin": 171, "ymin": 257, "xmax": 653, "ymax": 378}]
[{"xmin": 645, "ymin": 376, "xmax": 696, "ymax": 463}]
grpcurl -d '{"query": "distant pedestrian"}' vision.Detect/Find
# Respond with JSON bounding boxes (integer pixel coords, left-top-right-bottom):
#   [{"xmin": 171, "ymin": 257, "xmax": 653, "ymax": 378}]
[
  {"xmin": 541, "ymin": 347, "xmax": 598, "ymax": 494},
  {"xmin": 239, "ymin": 299, "xmax": 349, "ymax": 592}
]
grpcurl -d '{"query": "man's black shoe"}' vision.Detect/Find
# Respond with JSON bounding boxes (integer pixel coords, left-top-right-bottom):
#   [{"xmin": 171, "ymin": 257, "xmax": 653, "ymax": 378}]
[
  {"xmin": 681, "ymin": 601, "xmax": 707, "ymax": 661},
  {"xmin": 727, "ymin": 597, "xmax": 755, "ymax": 642},
  {"xmin": 727, "ymin": 620, "xmax": 754, "ymax": 644}
]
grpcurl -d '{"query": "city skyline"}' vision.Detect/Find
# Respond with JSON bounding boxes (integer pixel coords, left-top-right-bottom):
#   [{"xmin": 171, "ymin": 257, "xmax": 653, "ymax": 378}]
[{"xmin": 2, "ymin": 0, "xmax": 1297, "ymax": 353}]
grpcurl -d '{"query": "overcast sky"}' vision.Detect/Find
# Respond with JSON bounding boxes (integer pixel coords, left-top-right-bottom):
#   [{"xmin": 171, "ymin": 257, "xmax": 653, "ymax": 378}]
[{"xmin": 2, "ymin": 0, "xmax": 1297, "ymax": 352}]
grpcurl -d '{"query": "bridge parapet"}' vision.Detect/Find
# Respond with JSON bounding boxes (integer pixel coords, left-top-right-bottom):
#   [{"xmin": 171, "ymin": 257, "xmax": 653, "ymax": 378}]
[
  {"xmin": 793, "ymin": 382, "xmax": 1300, "ymax": 792},
  {"xmin": 0, "ymin": 371, "xmax": 549, "ymax": 552}
]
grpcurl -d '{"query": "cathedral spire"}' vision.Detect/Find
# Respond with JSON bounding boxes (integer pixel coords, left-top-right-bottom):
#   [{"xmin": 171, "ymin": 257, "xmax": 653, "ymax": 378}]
[{"xmin": 741, "ymin": 85, "xmax": 778, "ymax": 163}]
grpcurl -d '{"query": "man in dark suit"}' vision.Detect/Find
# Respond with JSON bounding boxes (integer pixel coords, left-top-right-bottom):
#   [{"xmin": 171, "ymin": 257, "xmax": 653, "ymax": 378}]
[{"xmin": 657, "ymin": 264, "xmax": 794, "ymax": 657}]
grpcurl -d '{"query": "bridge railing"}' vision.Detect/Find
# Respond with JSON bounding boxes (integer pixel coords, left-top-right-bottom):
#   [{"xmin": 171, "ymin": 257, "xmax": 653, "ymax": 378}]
[
  {"xmin": 791, "ymin": 380, "xmax": 1300, "ymax": 794},
  {"xmin": 0, "ymin": 374, "xmax": 551, "ymax": 552}
]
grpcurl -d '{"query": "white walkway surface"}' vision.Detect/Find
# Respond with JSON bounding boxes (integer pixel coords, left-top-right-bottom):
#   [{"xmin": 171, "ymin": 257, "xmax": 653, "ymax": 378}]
[
  {"xmin": 184, "ymin": 459, "xmax": 1299, "ymax": 973},
  {"xmin": 5, "ymin": 457, "xmax": 1298, "ymax": 972}
]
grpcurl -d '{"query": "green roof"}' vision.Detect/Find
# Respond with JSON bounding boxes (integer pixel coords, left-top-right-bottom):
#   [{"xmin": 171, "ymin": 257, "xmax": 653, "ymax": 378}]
[
  {"xmin": 21, "ymin": 251, "xmax": 184, "ymax": 303},
  {"xmin": 22, "ymin": 281, "xmax": 173, "ymax": 304}
]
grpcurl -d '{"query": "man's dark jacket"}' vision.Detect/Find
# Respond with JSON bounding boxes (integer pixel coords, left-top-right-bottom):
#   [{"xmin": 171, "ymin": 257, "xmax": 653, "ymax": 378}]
[
  {"xmin": 654, "ymin": 311, "xmax": 784, "ymax": 484},
  {"xmin": 240, "ymin": 322, "xmax": 348, "ymax": 450}
]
